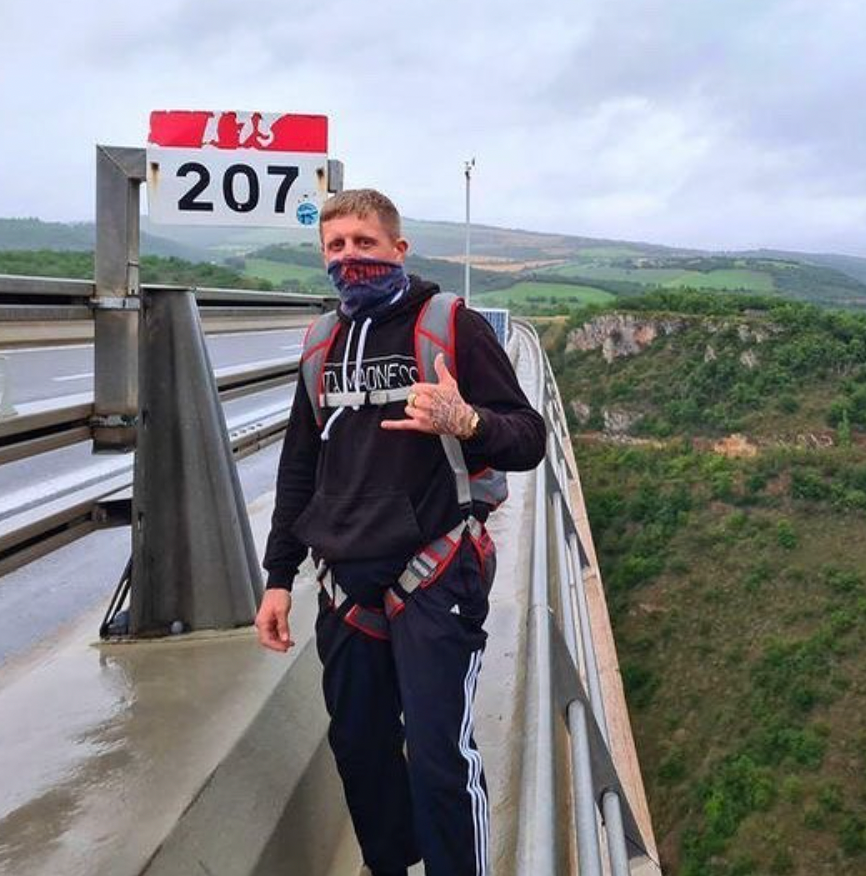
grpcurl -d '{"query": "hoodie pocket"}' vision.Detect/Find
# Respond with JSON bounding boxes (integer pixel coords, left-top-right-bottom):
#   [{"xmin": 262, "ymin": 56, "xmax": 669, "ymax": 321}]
[{"xmin": 291, "ymin": 490, "xmax": 423, "ymax": 561}]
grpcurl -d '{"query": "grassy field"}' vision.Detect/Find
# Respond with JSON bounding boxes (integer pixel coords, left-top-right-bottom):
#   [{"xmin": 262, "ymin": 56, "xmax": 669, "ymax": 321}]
[
  {"xmin": 475, "ymin": 280, "xmax": 614, "ymax": 308},
  {"xmin": 243, "ymin": 257, "xmax": 325, "ymax": 287},
  {"xmin": 661, "ymin": 268, "xmax": 776, "ymax": 292},
  {"xmin": 545, "ymin": 262, "xmax": 776, "ymax": 292},
  {"xmin": 575, "ymin": 245, "xmax": 649, "ymax": 258}
]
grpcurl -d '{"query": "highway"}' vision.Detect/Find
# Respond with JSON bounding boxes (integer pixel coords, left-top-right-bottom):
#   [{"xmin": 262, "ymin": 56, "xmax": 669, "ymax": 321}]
[
  {"xmin": 0, "ymin": 328, "xmax": 305, "ymax": 404},
  {"xmin": 0, "ymin": 328, "xmax": 305, "ymax": 556}
]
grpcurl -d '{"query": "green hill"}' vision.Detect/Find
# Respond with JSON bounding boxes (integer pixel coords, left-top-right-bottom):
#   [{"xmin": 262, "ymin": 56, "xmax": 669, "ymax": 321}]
[
  {"xmin": 536, "ymin": 255, "xmax": 866, "ymax": 311},
  {"xmin": 0, "ymin": 218, "xmax": 214, "ymax": 263},
  {"xmin": 6, "ymin": 217, "xmax": 866, "ymax": 312},
  {"xmin": 544, "ymin": 291, "xmax": 866, "ymax": 875}
]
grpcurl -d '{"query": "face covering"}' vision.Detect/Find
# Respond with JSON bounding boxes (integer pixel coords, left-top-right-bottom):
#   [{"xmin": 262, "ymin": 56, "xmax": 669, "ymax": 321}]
[{"xmin": 328, "ymin": 257, "xmax": 409, "ymax": 318}]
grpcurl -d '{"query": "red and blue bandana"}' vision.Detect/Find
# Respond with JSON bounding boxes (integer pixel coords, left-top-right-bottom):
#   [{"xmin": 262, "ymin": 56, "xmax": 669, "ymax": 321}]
[{"xmin": 328, "ymin": 257, "xmax": 409, "ymax": 318}]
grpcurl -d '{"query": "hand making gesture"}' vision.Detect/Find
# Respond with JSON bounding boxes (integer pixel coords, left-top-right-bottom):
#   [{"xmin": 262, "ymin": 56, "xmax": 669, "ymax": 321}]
[{"xmin": 381, "ymin": 353, "xmax": 479, "ymax": 439}]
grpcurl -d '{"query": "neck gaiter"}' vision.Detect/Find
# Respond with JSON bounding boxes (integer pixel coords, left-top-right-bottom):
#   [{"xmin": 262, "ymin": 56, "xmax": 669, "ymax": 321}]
[{"xmin": 328, "ymin": 257, "xmax": 409, "ymax": 318}]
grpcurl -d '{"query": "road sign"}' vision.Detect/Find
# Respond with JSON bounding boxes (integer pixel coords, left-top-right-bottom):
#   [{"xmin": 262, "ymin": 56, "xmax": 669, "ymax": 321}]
[
  {"xmin": 475, "ymin": 307, "xmax": 511, "ymax": 347},
  {"xmin": 146, "ymin": 110, "xmax": 329, "ymax": 228}
]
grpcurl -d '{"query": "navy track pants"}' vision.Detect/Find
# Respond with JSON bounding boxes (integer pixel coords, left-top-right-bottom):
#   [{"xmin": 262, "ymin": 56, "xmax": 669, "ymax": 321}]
[{"xmin": 315, "ymin": 533, "xmax": 496, "ymax": 876}]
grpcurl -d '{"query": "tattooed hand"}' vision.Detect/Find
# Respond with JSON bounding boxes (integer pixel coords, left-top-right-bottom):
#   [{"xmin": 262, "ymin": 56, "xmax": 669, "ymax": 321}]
[{"xmin": 381, "ymin": 353, "xmax": 477, "ymax": 438}]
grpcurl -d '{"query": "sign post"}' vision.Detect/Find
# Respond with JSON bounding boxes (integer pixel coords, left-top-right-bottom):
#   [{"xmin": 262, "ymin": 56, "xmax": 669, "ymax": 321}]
[
  {"xmin": 146, "ymin": 110, "xmax": 341, "ymax": 227},
  {"xmin": 93, "ymin": 145, "xmax": 146, "ymax": 452}
]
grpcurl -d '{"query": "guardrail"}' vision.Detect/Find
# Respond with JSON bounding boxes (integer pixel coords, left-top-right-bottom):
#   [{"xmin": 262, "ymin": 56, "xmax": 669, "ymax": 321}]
[
  {"xmin": 0, "ymin": 274, "xmax": 330, "ymax": 347},
  {"xmin": 0, "ymin": 398, "xmax": 293, "ymax": 577},
  {"xmin": 515, "ymin": 320, "xmax": 661, "ymax": 876},
  {"xmin": 0, "ymin": 355, "xmax": 301, "ymax": 466},
  {"xmin": 0, "ymin": 273, "xmax": 328, "ymax": 464}
]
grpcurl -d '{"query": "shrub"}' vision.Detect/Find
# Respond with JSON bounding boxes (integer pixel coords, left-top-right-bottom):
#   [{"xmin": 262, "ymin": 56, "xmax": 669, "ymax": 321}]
[
  {"xmin": 659, "ymin": 747, "xmax": 688, "ymax": 784},
  {"xmin": 824, "ymin": 567, "xmax": 863, "ymax": 594},
  {"xmin": 776, "ymin": 519, "xmax": 798, "ymax": 549},
  {"xmin": 818, "ymin": 782, "xmax": 843, "ymax": 814},
  {"xmin": 791, "ymin": 469, "xmax": 831, "ymax": 501},
  {"xmin": 621, "ymin": 662, "xmax": 659, "ymax": 709},
  {"xmin": 701, "ymin": 755, "xmax": 776, "ymax": 841},
  {"xmin": 840, "ymin": 815, "xmax": 866, "ymax": 856}
]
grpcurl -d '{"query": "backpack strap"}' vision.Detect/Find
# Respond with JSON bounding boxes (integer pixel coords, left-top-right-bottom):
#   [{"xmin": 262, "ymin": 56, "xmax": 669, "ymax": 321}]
[
  {"xmin": 414, "ymin": 292, "xmax": 461, "ymax": 381},
  {"xmin": 321, "ymin": 386, "xmax": 412, "ymax": 408},
  {"xmin": 414, "ymin": 293, "xmax": 508, "ymax": 515},
  {"xmin": 300, "ymin": 310, "xmax": 341, "ymax": 427},
  {"xmin": 414, "ymin": 293, "xmax": 473, "ymax": 514}
]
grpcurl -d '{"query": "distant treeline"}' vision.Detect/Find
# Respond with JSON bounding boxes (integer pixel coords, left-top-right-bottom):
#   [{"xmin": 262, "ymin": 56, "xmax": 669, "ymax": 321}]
[
  {"xmin": 0, "ymin": 250, "xmax": 274, "ymax": 291},
  {"xmin": 595, "ymin": 254, "xmax": 866, "ymax": 309},
  {"xmin": 520, "ymin": 270, "xmax": 647, "ymax": 297},
  {"xmin": 245, "ymin": 243, "xmax": 323, "ymax": 269}
]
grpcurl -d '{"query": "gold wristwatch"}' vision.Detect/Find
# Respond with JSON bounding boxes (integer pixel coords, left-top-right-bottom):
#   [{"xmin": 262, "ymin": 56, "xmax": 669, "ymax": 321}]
[{"xmin": 465, "ymin": 408, "xmax": 482, "ymax": 440}]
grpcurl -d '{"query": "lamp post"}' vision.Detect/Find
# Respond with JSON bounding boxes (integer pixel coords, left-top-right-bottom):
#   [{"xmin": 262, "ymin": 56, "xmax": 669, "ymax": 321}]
[{"xmin": 464, "ymin": 158, "xmax": 475, "ymax": 306}]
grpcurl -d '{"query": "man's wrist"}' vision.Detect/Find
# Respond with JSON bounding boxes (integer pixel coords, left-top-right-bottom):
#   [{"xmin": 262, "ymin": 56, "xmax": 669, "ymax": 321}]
[{"xmin": 460, "ymin": 406, "xmax": 484, "ymax": 441}]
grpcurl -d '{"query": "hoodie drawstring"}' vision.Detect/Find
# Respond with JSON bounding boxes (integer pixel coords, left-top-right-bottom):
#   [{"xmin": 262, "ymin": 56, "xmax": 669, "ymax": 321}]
[{"xmin": 321, "ymin": 317, "xmax": 373, "ymax": 440}]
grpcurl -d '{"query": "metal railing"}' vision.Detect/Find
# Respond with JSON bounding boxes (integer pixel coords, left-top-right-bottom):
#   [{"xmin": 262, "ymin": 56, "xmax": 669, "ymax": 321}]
[
  {"xmin": 515, "ymin": 320, "xmax": 660, "ymax": 876},
  {"xmin": 0, "ymin": 273, "xmax": 328, "ymax": 462},
  {"xmin": 0, "ymin": 274, "xmax": 327, "ymax": 344}
]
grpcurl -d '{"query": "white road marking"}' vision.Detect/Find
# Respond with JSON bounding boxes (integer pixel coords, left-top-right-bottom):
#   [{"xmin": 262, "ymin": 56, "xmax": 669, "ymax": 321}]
[
  {"xmin": 53, "ymin": 372, "xmax": 94, "ymax": 383},
  {"xmin": 0, "ymin": 343, "xmax": 92, "ymax": 355},
  {"xmin": 0, "ymin": 328, "xmax": 306, "ymax": 356},
  {"xmin": 208, "ymin": 329, "xmax": 305, "ymax": 340}
]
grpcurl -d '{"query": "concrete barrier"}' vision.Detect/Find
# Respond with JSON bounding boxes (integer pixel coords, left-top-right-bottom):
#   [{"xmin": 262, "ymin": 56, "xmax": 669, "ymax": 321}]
[{"xmin": 142, "ymin": 637, "xmax": 350, "ymax": 876}]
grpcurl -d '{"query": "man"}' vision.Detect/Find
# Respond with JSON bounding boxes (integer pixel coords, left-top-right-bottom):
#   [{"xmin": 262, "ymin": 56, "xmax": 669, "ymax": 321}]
[{"xmin": 256, "ymin": 189, "xmax": 545, "ymax": 876}]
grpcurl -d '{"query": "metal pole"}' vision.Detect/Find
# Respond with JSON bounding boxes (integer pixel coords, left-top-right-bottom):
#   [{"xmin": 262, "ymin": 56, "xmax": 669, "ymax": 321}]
[
  {"xmin": 551, "ymin": 452, "xmax": 580, "ymax": 666},
  {"xmin": 93, "ymin": 145, "xmax": 146, "ymax": 452},
  {"xmin": 567, "ymin": 698, "xmax": 604, "ymax": 876},
  {"xmin": 549, "ymin": 365, "xmax": 631, "ymax": 874},
  {"xmin": 516, "ymin": 355, "xmax": 557, "ymax": 876},
  {"xmin": 568, "ymin": 532, "xmax": 610, "ymax": 742},
  {"xmin": 464, "ymin": 158, "xmax": 475, "ymax": 306},
  {"xmin": 603, "ymin": 790, "xmax": 631, "ymax": 876},
  {"xmin": 130, "ymin": 288, "xmax": 262, "ymax": 635}
]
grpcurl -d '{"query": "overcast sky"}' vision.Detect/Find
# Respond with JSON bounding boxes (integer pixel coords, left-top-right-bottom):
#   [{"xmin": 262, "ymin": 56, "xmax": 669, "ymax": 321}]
[{"xmin": 2, "ymin": 0, "xmax": 866, "ymax": 255}]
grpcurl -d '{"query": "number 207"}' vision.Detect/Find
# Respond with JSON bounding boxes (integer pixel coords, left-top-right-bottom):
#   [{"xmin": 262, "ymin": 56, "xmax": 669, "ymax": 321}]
[{"xmin": 176, "ymin": 162, "xmax": 299, "ymax": 214}]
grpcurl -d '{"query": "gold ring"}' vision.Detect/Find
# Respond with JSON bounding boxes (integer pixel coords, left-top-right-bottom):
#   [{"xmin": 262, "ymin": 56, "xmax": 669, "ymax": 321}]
[{"xmin": 408, "ymin": 391, "xmax": 417, "ymax": 408}]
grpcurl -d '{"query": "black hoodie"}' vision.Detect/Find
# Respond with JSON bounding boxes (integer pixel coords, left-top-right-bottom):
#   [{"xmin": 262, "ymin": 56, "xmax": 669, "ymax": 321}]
[{"xmin": 263, "ymin": 276, "xmax": 546, "ymax": 591}]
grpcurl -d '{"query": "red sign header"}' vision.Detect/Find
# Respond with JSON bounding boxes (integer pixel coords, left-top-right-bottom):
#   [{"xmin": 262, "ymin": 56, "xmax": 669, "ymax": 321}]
[{"xmin": 148, "ymin": 110, "xmax": 328, "ymax": 153}]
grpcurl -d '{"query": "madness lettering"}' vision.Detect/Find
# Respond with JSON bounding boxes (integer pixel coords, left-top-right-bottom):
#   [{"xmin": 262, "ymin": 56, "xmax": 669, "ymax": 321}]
[{"xmin": 323, "ymin": 354, "xmax": 418, "ymax": 395}]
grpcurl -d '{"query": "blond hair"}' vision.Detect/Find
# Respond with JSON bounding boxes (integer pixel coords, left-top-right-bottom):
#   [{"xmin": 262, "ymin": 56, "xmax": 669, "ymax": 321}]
[{"xmin": 319, "ymin": 189, "xmax": 402, "ymax": 240}]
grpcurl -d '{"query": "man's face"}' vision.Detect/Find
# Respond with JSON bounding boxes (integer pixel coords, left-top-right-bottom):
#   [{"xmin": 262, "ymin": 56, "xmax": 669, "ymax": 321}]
[{"xmin": 320, "ymin": 212, "xmax": 409, "ymax": 265}]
